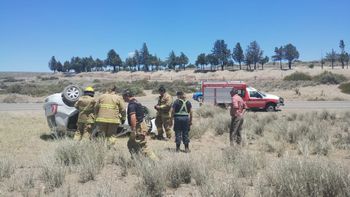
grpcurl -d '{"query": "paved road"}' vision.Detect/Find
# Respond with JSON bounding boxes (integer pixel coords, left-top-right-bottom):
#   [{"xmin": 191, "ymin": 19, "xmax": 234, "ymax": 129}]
[{"xmin": 1, "ymin": 101, "xmax": 350, "ymax": 112}]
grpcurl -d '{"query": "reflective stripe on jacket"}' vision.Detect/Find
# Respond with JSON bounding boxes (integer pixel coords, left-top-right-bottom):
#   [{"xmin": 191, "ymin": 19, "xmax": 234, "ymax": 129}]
[{"xmin": 95, "ymin": 93, "xmax": 126, "ymax": 124}]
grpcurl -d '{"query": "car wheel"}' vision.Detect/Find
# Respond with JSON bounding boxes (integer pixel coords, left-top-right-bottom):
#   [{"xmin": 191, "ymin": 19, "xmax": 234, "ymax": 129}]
[
  {"xmin": 198, "ymin": 96, "xmax": 203, "ymax": 102},
  {"xmin": 265, "ymin": 103, "xmax": 276, "ymax": 112},
  {"xmin": 62, "ymin": 85, "xmax": 82, "ymax": 106}
]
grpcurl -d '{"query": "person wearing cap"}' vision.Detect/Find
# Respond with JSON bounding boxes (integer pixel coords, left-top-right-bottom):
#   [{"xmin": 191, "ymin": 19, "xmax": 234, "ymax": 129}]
[
  {"xmin": 94, "ymin": 85, "xmax": 126, "ymax": 147},
  {"xmin": 154, "ymin": 86, "xmax": 173, "ymax": 140},
  {"xmin": 229, "ymin": 88, "xmax": 247, "ymax": 146},
  {"xmin": 172, "ymin": 91, "xmax": 192, "ymax": 152},
  {"xmin": 122, "ymin": 89, "xmax": 158, "ymax": 160},
  {"xmin": 74, "ymin": 86, "xmax": 96, "ymax": 141}
]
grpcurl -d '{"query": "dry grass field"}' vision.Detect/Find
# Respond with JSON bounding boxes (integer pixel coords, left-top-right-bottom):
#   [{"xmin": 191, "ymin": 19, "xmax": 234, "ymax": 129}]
[
  {"xmin": 1, "ymin": 105, "xmax": 350, "ymax": 196},
  {"xmin": 1, "ymin": 64, "xmax": 350, "ymax": 196}
]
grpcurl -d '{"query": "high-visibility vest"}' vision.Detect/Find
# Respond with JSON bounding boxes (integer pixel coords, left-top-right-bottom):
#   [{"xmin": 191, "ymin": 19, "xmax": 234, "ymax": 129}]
[
  {"xmin": 174, "ymin": 99, "xmax": 189, "ymax": 116},
  {"xmin": 95, "ymin": 93, "xmax": 125, "ymax": 124}
]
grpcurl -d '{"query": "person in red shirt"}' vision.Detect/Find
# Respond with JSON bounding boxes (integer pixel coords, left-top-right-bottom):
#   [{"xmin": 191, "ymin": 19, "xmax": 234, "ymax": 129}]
[{"xmin": 230, "ymin": 88, "xmax": 247, "ymax": 146}]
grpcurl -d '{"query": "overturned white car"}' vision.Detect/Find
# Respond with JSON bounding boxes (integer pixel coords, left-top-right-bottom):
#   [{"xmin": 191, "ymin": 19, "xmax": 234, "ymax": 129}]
[{"xmin": 43, "ymin": 85, "xmax": 156, "ymax": 138}]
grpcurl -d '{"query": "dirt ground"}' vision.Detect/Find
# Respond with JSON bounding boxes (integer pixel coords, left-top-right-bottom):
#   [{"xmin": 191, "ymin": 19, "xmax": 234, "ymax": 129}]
[{"xmin": 1, "ymin": 108, "xmax": 350, "ymax": 196}]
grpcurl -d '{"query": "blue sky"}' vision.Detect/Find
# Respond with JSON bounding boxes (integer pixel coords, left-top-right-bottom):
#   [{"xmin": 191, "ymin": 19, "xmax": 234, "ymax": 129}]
[{"xmin": 0, "ymin": 0, "xmax": 349, "ymax": 72}]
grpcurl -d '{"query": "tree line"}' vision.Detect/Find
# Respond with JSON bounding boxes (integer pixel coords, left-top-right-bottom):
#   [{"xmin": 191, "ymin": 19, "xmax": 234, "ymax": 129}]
[
  {"xmin": 323, "ymin": 40, "xmax": 350, "ymax": 69},
  {"xmin": 48, "ymin": 43, "xmax": 190, "ymax": 73},
  {"xmin": 48, "ymin": 39, "xmax": 349, "ymax": 73}
]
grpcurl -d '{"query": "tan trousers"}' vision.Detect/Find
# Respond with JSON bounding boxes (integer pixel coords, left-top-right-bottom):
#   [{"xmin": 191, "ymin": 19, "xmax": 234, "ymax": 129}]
[
  {"xmin": 128, "ymin": 121, "xmax": 158, "ymax": 161},
  {"xmin": 96, "ymin": 122, "xmax": 119, "ymax": 145},
  {"xmin": 74, "ymin": 123, "xmax": 93, "ymax": 141},
  {"xmin": 155, "ymin": 115, "xmax": 173, "ymax": 138}
]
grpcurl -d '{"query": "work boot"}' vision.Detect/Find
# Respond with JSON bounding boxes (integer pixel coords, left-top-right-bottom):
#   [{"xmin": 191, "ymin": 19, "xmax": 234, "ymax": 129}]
[
  {"xmin": 157, "ymin": 135, "xmax": 168, "ymax": 141},
  {"xmin": 184, "ymin": 144, "xmax": 190, "ymax": 153},
  {"xmin": 176, "ymin": 144, "xmax": 180, "ymax": 152}
]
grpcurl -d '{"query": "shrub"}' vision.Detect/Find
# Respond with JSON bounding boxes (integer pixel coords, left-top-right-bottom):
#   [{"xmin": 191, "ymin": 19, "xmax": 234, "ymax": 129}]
[
  {"xmin": 135, "ymin": 157, "xmax": 166, "ymax": 197},
  {"xmin": 165, "ymin": 156, "xmax": 192, "ymax": 188},
  {"xmin": 190, "ymin": 118, "xmax": 211, "ymax": 139},
  {"xmin": 196, "ymin": 104, "xmax": 226, "ymax": 118},
  {"xmin": 199, "ymin": 177, "xmax": 245, "ymax": 197},
  {"xmin": 313, "ymin": 71, "xmax": 347, "ymax": 84},
  {"xmin": 259, "ymin": 158, "xmax": 350, "ymax": 197},
  {"xmin": 212, "ymin": 113, "xmax": 231, "ymax": 135},
  {"xmin": 93, "ymin": 79, "xmax": 101, "ymax": 83},
  {"xmin": 54, "ymin": 140, "xmax": 81, "ymax": 166},
  {"xmin": 41, "ymin": 161, "xmax": 65, "ymax": 193},
  {"xmin": 53, "ymin": 140, "xmax": 107, "ymax": 183},
  {"xmin": 283, "ymin": 72, "xmax": 312, "ymax": 81},
  {"xmin": 339, "ymin": 82, "xmax": 350, "ymax": 94},
  {"xmin": 0, "ymin": 158, "xmax": 15, "ymax": 181},
  {"xmin": 190, "ymin": 157, "xmax": 210, "ymax": 186},
  {"xmin": 2, "ymin": 76, "xmax": 24, "ymax": 82},
  {"xmin": 5, "ymin": 80, "xmax": 72, "ymax": 97},
  {"xmin": 37, "ymin": 76, "xmax": 59, "ymax": 81},
  {"xmin": 77, "ymin": 142, "xmax": 106, "ymax": 183},
  {"xmin": 308, "ymin": 64, "xmax": 314, "ymax": 69},
  {"xmin": 223, "ymin": 148, "xmax": 266, "ymax": 178}
]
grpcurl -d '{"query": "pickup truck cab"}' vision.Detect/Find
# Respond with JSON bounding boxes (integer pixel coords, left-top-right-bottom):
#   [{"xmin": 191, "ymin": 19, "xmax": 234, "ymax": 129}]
[{"xmin": 193, "ymin": 81, "xmax": 284, "ymax": 111}]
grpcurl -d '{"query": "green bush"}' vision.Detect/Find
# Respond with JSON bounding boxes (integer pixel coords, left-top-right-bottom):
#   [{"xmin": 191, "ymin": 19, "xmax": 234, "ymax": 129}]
[
  {"xmin": 339, "ymin": 82, "xmax": 350, "ymax": 94},
  {"xmin": 313, "ymin": 71, "xmax": 347, "ymax": 84},
  {"xmin": 5, "ymin": 80, "xmax": 72, "ymax": 97},
  {"xmin": 308, "ymin": 64, "xmax": 314, "ymax": 69},
  {"xmin": 283, "ymin": 72, "xmax": 312, "ymax": 81}
]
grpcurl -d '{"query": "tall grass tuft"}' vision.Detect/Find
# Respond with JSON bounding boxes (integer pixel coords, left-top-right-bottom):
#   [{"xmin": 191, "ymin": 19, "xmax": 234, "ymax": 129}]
[
  {"xmin": 165, "ymin": 155, "xmax": 192, "ymax": 188},
  {"xmin": 259, "ymin": 158, "xmax": 350, "ymax": 197},
  {"xmin": 41, "ymin": 160, "xmax": 66, "ymax": 193},
  {"xmin": 0, "ymin": 157, "xmax": 15, "ymax": 181},
  {"xmin": 200, "ymin": 177, "xmax": 245, "ymax": 197},
  {"xmin": 134, "ymin": 157, "xmax": 166, "ymax": 197},
  {"xmin": 223, "ymin": 148, "xmax": 266, "ymax": 178}
]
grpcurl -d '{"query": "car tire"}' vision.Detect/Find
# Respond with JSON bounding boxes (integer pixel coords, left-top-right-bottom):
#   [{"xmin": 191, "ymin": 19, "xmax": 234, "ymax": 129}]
[
  {"xmin": 198, "ymin": 96, "xmax": 203, "ymax": 102},
  {"xmin": 62, "ymin": 85, "xmax": 82, "ymax": 106},
  {"xmin": 265, "ymin": 103, "xmax": 276, "ymax": 112}
]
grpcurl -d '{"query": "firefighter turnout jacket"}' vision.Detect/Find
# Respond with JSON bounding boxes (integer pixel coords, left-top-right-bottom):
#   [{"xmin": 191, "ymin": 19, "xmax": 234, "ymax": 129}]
[
  {"xmin": 74, "ymin": 95, "xmax": 96, "ymax": 124},
  {"xmin": 95, "ymin": 93, "xmax": 126, "ymax": 124},
  {"xmin": 157, "ymin": 92, "xmax": 173, "ymax": 117}
]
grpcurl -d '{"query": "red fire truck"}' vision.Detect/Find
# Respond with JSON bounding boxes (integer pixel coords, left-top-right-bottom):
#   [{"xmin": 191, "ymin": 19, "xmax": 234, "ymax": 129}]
[{"xmin": 193, "ymin": 81, "xmax": 284, "ymax": 111}]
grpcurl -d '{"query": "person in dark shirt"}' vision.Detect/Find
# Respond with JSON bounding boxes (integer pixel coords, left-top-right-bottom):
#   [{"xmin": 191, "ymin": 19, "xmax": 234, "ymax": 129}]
[
  {"xmin": 172, "ymin": 91, "xmax": 193, "ymax": 153},
  {"xmin": 122, "ymin": 89, "xmax": 158, "ymax": 161}
]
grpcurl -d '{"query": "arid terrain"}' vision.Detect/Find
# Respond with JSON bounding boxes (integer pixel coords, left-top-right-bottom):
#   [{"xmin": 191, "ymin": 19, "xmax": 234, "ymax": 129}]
[{"xmin": 1, "ymin": 64, "xmax": 350, "ymax": 197}]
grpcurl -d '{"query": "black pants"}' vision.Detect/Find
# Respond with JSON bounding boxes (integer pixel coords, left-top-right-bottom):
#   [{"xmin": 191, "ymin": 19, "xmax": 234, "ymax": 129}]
[
  {"xmin": 230, "ymin": 116, "xmax": 244, "ymax": 145},
  {"xmin": 174, "ymin": 116, "xmax": 190, "ymax": 145}
]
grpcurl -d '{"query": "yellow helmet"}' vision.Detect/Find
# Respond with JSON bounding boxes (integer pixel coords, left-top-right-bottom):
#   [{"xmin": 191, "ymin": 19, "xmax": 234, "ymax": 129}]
[{"xmin": 84, "ymin": 86, "xmax": 94, "ymax": 92}]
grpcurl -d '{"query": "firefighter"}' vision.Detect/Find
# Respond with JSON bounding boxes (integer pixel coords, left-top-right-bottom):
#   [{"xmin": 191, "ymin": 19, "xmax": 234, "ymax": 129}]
[
  {"xmin": 154, "ymin": 86, "xmax": 173, "ymax": 140},
  {"xmin": 122, "ymin": 89, "xmax": 158, "ymax": 160},
  {"xmin": 95, "ymin": 86, "xmax": 126, "ymax": 146},
  {"xmin": 73, "ymin": 86, "xmax": 96, "ymax": 141},
  {"xmin": 172, "ymin": 91, "xmax": 193, "ymax": 152}
]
